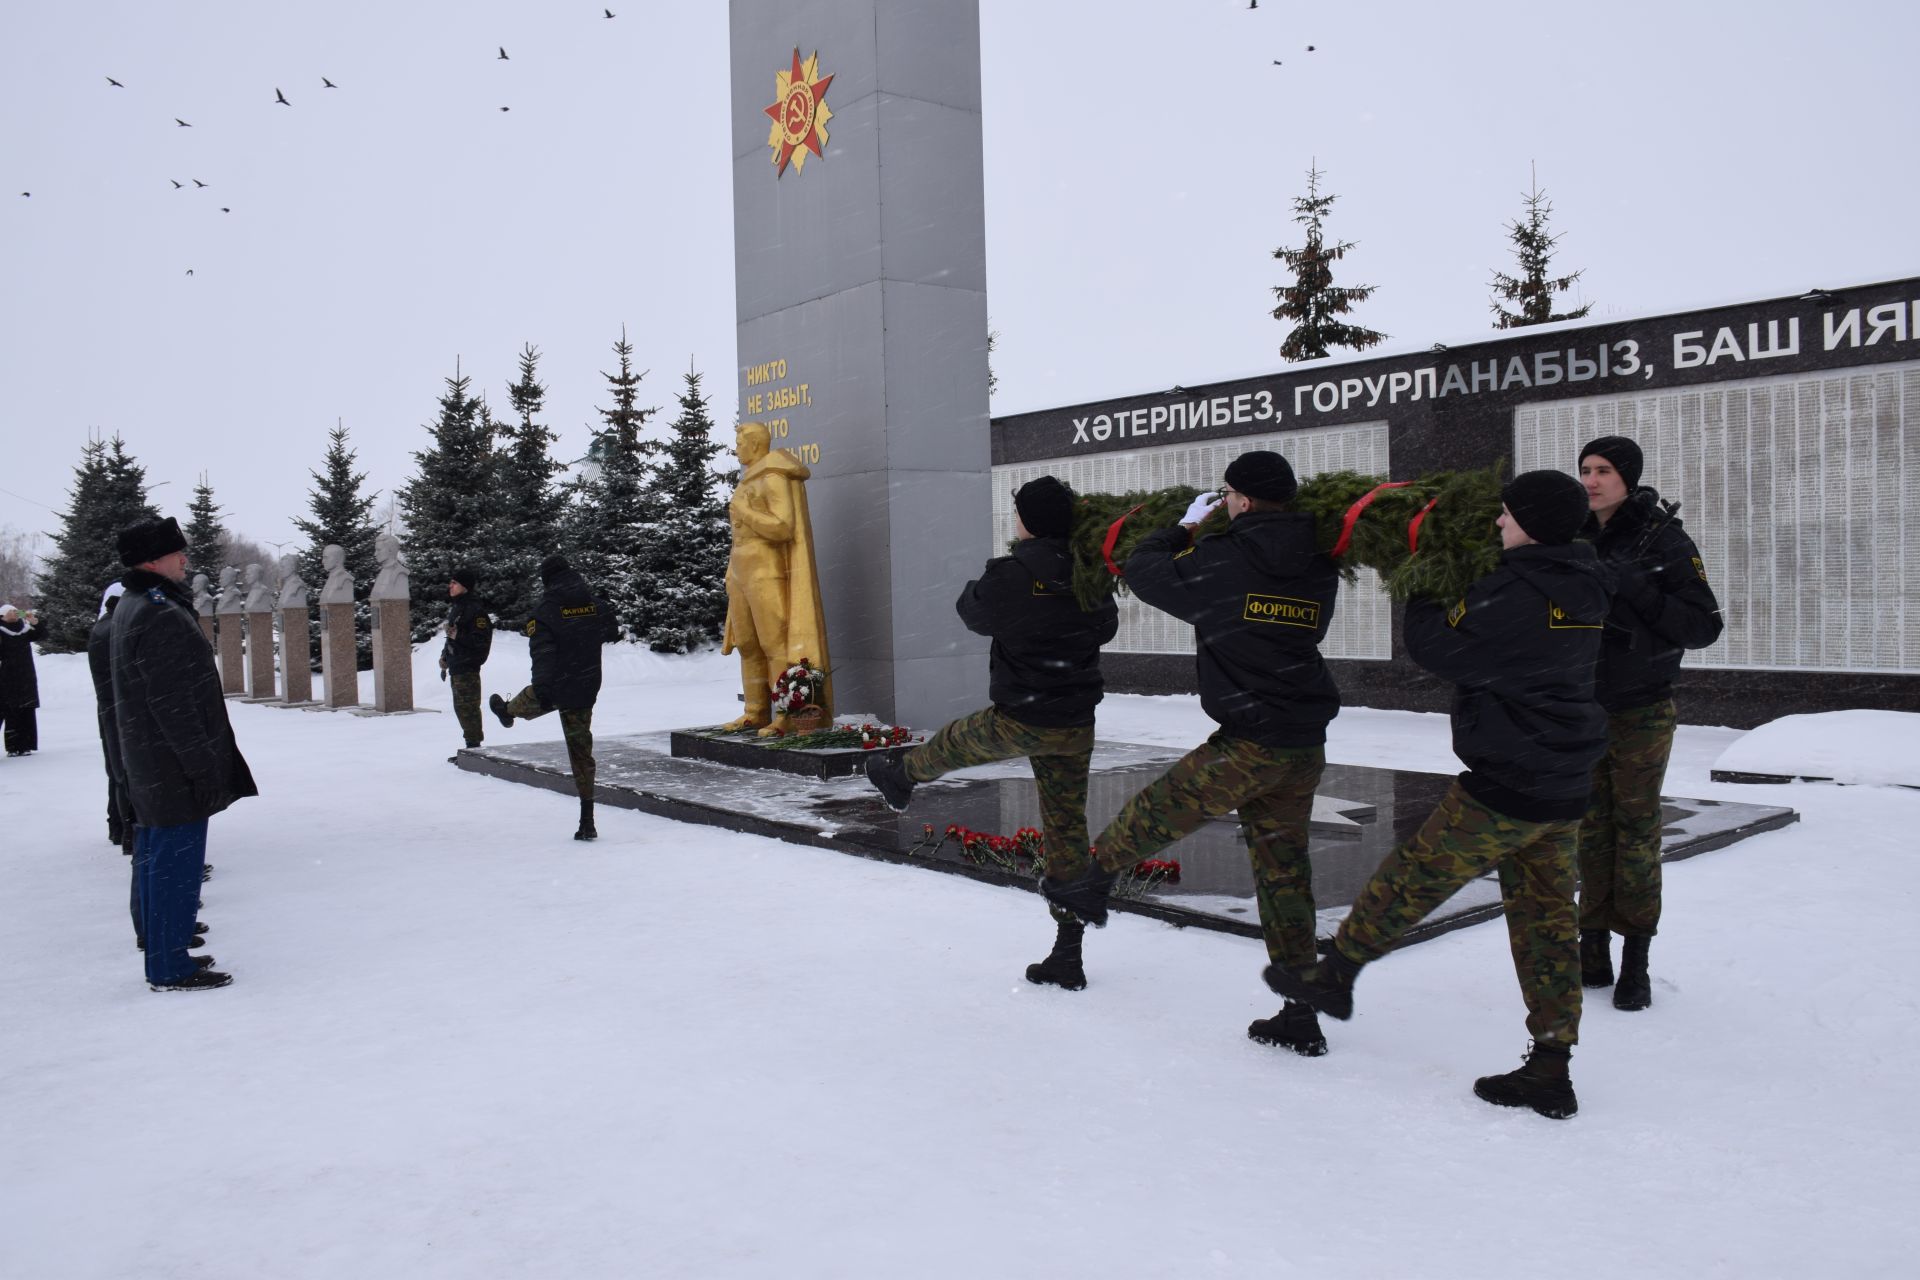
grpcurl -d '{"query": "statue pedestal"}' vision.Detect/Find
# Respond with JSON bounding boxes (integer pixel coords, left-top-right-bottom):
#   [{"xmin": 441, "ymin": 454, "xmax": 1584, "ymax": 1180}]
[
  {"xmin": 198, "ymin": 615, "xmax": 216, "ymax": 646},
  {"xmin": 371, "ymin": 598, "xmax": 413, "ymax": 712},
  {"xmin": 279, "ymin": 608, "xmax": 313, "ymax": 704},
  {"xmin": 320, "ymin": 601, "xmax": 359, "ymax": 708},
  {"xmin": 216, "ymin": 617, "xmax": 246, "ymax": 696},
  {"xmin": 669, "ymin": 724, "xmax": 917, "ymax": 781},
  {"xmin": 245, "ymin": 612, "xmax": 276, "ymax": 697}
]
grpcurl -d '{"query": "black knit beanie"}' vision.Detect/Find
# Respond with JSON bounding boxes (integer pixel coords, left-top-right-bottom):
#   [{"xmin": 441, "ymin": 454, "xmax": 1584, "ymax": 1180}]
[
  {"xmin": 451, "ymin": 567, "xmax": 478, "ymax": 592},
  {"xmin": 1224, "ymin": 450, "xmax": 1297, "ymax": 503},
  {"xmin": 1502, "ymin": 471, "xmax": 1590, "ymax": 546},
  {"xmin": 1014, "ymin": 476, "xmax": 1075, "ymax": 539},
  {"xmin": 539, "ymin": 554, "xmax": 572, "ymax": 585},
  {"xmin": 1579, "ymin": 435, "xmax": 1644, "ymax": 491}
]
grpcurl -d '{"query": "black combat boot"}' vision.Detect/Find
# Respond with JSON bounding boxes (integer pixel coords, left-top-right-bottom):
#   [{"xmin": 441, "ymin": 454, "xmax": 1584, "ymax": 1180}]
[
  {"xmin": 864, "ymin": 754, "xmax": 915, "ymax": 812},
  {"xmin": 1613, "ymin": 934, "xmax": 1652, "ymax": 1010},
  {"xmin": 1262, "ymin": 946, "xmax": 1364, "ymax": 1021},
  {"xmin": 489, "ymin": 693, "xmax": 515, "ymax": 729},
  {"xmin": 1041, "ymin": 862, "xmax": 1117, "ymax": 929},
  {"xmin": 1580, "ymin": 929, "xmax": 1614, "ymax": 989},
  {"xmin": 1473, "ymin": 1040, "xmax": 1578, "ymax": 1119},
  {"xmin": 574, "ymin": 795, "xmax": 597, "ymax": 842},
  {"xmin": 1247, "ymin": 1000, "xmax": 1328, "ymax": 1057},
  {"xmin": 1025, "ymin": 910, "xmax": 1087, "ymax": 990},
  {"xmin": 150, "ymin": 968, "xmax": 233, "ymax": 993}
]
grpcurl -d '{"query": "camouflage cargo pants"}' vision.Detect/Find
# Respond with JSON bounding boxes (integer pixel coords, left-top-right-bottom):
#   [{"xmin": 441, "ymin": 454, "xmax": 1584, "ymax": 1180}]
[
  {"xmin": 450, "ymin": 672, "xmax": 484, "ymax": 746},
  {"xmin": 1578, "ymin": 698, "xmax": 1676, "ymax": 937},
  {"xmin": 504, "ymin": 686, "xmax": 596, "ymax": 799},
  {"xmin": 1334, "ymin": 781, "xmax": 1582, "ymax": 1047},
  {"xmin": 908, "ymin": 707, "xmax": 1095, "ymax": 890},
  {"xmin": 1093, "ymin": 731, "xmax": 1324, "ymax": 971}
]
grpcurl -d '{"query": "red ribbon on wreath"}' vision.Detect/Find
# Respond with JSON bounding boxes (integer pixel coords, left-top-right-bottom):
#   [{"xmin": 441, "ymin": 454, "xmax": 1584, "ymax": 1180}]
[
  {"xmin": 1102, "ymin": 504, "xmax": 1146, "ymax": 577},
  {"xmin": 1406, "ymin": 496, "xmax": 1441, "ymax": 554},
  {"xmin": 1329, "ymin": 481, "xmax": 1413, "ymax": 558}
]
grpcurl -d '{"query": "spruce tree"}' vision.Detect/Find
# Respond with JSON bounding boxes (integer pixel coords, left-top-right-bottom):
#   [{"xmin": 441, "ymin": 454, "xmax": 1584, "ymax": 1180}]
[
  {"xmin": 1490, "ymin": 170, "xmax": 1592, "ymax": 329},
  {"xmin": 397, "ymin": 363, "xmax": 496, "ymax": 640},
  {"xmin": 33, "ymin": 435, "xmax": 160, "ymax": 652},
  {"xmin": 562, "ymin": 328, "xmax": 659, "ymax": 639},
  {"xmin": 183, "ymin": 474, "xmax": 229, "ymax": 584},
  {"xmin": 1271, "ymin": 164, "xmax": 1386, "ymax": 362},
  {"xmin": 293, "ymin": 423, "xmax": 381, "ymax": 670},
  {"xmin": 644, "ymin": 367, "xmax": 730, "ymax": 652},
  {"xmin": 488, "ymin": 343, "xmax": 566, "ymax": 628}
]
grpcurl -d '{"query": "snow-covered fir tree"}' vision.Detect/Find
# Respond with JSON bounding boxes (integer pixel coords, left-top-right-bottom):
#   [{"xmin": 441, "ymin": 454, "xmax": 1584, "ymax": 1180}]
[
  {"xmin": 397, "ymin": 364, "xmax": 497, "ymax": 640},
  {"xmin": 293, "ymin": 423, "xmax": 381, "ymax": 670},
  {"xmin": 561, "ymin": 328, "xmax": 660, "ymax": 639},
  {"xmin": 643, "ymin": 367, "xmax": 729, "ymax": 652},
  {"xmin": 1271, "ymin": 164, "xmax": 1386, "ymax": 362},
  {"xmin": 488, "ymin": 343, "xmax": 566, "ymax": 629},
  {"xmin": 1490, "ymin": 171, "xmax": 1592, "ymax": 329},
  {"xmin": 33, "ymin": 435, "xmax": 159, "ymax": 652},
  {"xmin": 183, "ymin": 474, "xmax": 229, "ymax": 585}
]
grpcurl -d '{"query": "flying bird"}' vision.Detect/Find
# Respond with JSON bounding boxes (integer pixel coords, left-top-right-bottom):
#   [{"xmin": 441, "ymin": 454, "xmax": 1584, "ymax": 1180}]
[
  {"xmin": 193, "ymin": 178, "xmax": 208, "ymax": 188},
  {"xmin": 171, "ymin": 179, "xmax": 184, "ymax": 189},
  {"xmin": 1272, "ymin": 59, "xmax": 1282, "ymax": 65},
  {"xmin": 275, "ymin": 87, "xmax": 290, "ymax": 105},
  {"xmin": 220, "ymin": 207, "xmax": 231, "ymax": 213},
  {"xmin": 500, "ymin": 106, "xmax": 510, "ymax": 112},
  {"xmin": 175, "ymin": 118, "xmax": 191, "ymax": 127},
  {"xmin": 497, "ymin": 46, "xmax": 509, "ymax": 60},
  {"xmin": 185, "ymin": 269, "xmax": 194, "ymax": 276},
  {"xmin": 322, "ymin": 77, "xmax": 337, "ymax": 88},
  {"xmin": 1306, "ymin": 45, "xmax": 1316, "ymax": 51},
  {"xmin": 19, "ymin": 192, "xmax": 28, "ymax": 197},
  {"xmin": 604, "ymin": 8, "xmax": 616, "ymax": 16},
  {"xmin": 106, "ymin": 76, "xmax": 124, "ymax": 87}
]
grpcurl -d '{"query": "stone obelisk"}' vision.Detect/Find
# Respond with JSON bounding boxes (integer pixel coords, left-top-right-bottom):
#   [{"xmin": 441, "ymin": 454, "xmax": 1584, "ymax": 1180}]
[
  {"xmin": 318, "ymin": 544, "xmax": 359, "ymax": 709},
  {"xmin": 243, "ymin": 564, "xmax": 276, "ymax": 698},
  {"xmin": 214, "ymin": 566, "xmax": 246, "ymax": 696},
  {"xmin": 276, "ymin": 554, "xmax": 313, "ymax": 705},
  {"xmin": 369, "ymin": 532, "xmax": 414, "ymax": 713}
]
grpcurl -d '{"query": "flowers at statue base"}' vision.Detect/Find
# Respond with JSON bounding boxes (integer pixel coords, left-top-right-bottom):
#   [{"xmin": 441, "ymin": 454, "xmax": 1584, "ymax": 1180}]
[
  {"xmin": 913, "ymin": 822, "xmax": 1180, "ymax": 889},
  {"xmin": 858, "ymin": 723, "xmax": 910, "ymax": 750},
  {"xmin": 772, "ymin": 659, "xmax": 828, "ymax": 714}
]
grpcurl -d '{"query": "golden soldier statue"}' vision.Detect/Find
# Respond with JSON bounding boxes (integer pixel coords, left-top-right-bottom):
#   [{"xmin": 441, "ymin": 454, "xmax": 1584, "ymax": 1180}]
[{"xmin": 720, "ymin": 421, "xmax": 832, "ymax": 735}]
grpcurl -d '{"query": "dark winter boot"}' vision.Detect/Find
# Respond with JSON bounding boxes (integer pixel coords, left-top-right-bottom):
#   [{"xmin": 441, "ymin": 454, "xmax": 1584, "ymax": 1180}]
[
  {"xmin": 1247, "ymin": 1000, "xmax": 1329, "ymax": 1057},
  {"xmin": 150, "ymin": 969, "xmax": 233, "ymax": 993},
  {"xmin": 573, "ymin": 795, "xmax": 597, "ymax": 842},
  {"xmin": 1473, "ymin": 1040, "xmax": 1578, "ymax": 1119},
  {"xmin": 489, "ymin": 693, "xmax": 515, "ymax": 729},
  {"xmin": 1025, "ymin": 910, "xmax": 1087, "ymax": 990},
  {"xmin": 1041, "ymin": 862, "xmax": 1117, "ymax": 929},
  {"xmin": 1613, "ymin": 934, "xmax": 1652, "ymax": 1010},
  {"xmin": 1262, "ymin": 946, "xmax": 1364, "ymax": 1022},
  {"xmin": 864, "ymin": 753, "xmax": 916, "ymax": 812},
  {"xmin": 1580, "ymin": 929, "xmax": 1614, "ymax": 989}
]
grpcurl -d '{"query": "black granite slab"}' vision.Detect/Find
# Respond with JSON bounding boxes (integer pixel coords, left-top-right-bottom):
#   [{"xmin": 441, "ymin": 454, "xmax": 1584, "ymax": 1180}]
[
  {"xmin": 457, "ymin": 734, "xmax": 1799, "ymax": 951},
  {"xmin": 669, "ymin": 724, "xmax": 914, "ymax": 780}
]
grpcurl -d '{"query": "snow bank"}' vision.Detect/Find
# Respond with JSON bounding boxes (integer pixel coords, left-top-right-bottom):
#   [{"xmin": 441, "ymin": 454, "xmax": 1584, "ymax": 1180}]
[{"xmin": 1712, "ymin": 710, "xmax": 1920, "ymax": 788}]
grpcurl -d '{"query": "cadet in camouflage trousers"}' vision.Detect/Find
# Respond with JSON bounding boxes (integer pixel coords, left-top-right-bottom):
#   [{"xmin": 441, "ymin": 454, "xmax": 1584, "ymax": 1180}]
[
  {"xmin": 504, "ymin": 687, "xmax": 596, "ymax": 799},
  {"xmin": 450, "ymin": 673, "xmax": 485, "ymax": 746},
  {"xmin": 907, "ymin": 708, "xmax": 1095, "ymax": 883},
  {"xmin": 1333, "ymin": 781, "xmax": 1583, "ymax": 1046},
  {"xmin": 1578, "ymin": 698, "xmax": 1675, "ymax": 939}
]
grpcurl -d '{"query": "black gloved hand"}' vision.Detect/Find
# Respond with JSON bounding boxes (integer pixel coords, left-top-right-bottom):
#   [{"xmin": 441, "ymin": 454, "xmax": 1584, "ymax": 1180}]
[{"xmin": 1606, "ymin": 559, "xmax": 1663, "ymax": 613}]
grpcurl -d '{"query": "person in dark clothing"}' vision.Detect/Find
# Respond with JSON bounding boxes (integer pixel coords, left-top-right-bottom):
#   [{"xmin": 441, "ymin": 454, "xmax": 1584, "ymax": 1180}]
[
  {"xmin": 1043, "ymin": 450, "xmax": 1344, "ymax": 1055},
  {"xmin": 1, "ymin": 602, "xmax": 48, "ymax": 756},
  {"xmin": 1267, "ymin": 471, "xmax": 1609, "ymax": 1119},
  {"xmin": 490, "ymin": 555, "xmax": 617, "ymax": 840},
  {"xmin": 87, "ymin": 584, "xmax": 136, "ymax": 852},
  {"xmin": 439, "ymin": 566, "xmax": 493, "ymax": 755},
  {"xmin": 1574, "ymin": 435, "xmax": 1724, "ymax": 1011},
  {"xmin": 112, "ymin": 516, "xmax": 257, "ymax": 992},
  {"xmin": 864, "ymin": 476, "xmax": 1120, "ymax": 990}
]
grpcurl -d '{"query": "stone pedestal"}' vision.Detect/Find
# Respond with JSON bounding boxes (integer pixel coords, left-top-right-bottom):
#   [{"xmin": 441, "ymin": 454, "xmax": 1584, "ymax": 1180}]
[
  {"xmin": 279, "ymin": 608, "xmax": 313, "ymax": 704},
  {"xmin": 198, "ymin": 615, "xmax": 216, "ymax": 646},
  {"xmin": 371, "ymin": 598, "xmax": 413, "ymax": 713},
  {"xmin": 216, "ymin": 618, "xmax": 245, "ymax": 696},
  {"xmin": 320, "ymin": 601, "xmax": 358, "ymax": 708},
  {"xmin": 245, "ymin": 612, "xmax": 276, "ymax": 697}
]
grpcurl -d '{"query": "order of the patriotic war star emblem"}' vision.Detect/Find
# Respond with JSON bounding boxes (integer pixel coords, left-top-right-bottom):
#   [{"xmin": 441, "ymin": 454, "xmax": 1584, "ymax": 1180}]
[{"xmin": 763, "ymin": 48, "xmax": 834, "ymax": 176}]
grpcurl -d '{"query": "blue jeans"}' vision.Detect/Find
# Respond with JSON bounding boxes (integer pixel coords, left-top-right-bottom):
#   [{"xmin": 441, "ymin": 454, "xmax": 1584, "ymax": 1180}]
[{"xmin": 136, "ymin": 821, "xmax": 209, "ymax": 983}]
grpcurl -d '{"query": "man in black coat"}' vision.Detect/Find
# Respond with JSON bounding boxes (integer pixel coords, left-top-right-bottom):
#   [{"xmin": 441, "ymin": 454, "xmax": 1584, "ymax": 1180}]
[
  {"xmin": 112, "ymin": 516, "xmax": 256, "ymax": 991},
  {"xmin": 1267, "ymin": 471, "xmax": 1609, "ymax": 1119},
  {"xmin": 863, "ymin": 476, "xmax": 1120, "ymax": 991},
  {"xmin": 439, "ymin": 566, "xmax": 493, "ymax": 754},
  {"xmin": 0, "ymin": 602, "xmax": 48, "ymax": 756},
  {"xmin": 1043, "ymin": 450, "xmax": 1345, "ymax": 1056},
  {"xmin": 490, "ymin": 555, "xmax": 617, "ymax": 840},
  {"xmin": 1574, "ymin": 435, "xmax": 1724, "ymax": 1010}
]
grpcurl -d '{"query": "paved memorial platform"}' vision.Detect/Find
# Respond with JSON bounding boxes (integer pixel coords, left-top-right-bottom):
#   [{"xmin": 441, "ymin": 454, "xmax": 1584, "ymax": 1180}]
[{"xmin": 456, "ymin": 734, "xmax": 1798, "ymax": 949}]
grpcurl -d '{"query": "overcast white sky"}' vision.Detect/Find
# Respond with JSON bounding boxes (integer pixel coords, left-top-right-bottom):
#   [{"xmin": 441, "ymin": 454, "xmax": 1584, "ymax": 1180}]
[{"xmin": 4, "ymin": 0, "xmax": 1916, "ymax": 550}]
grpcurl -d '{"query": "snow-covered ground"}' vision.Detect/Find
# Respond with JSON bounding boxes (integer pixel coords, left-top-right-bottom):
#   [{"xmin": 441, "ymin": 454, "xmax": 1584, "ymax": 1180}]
[{"xmin": 3, "ymin": 637, "xmax": 1916, "ymax": 1278}]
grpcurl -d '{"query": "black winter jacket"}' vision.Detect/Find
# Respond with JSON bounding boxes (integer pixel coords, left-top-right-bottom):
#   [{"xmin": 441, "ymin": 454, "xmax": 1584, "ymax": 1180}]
[
  {"xmin": 954, "ymin": 537, "xmax": 1119, "ymax": 728},
  {"xmin": 110, "ymin": 569, "xmax": 258, "ymax": 827},
  {"xmin": 88, "ymin": 607, "xmax": 130, "ymax": 788},
  {"xmin": 1123, "ymin": 510, "xmax": 1340, "ymax": 748},
  {"xmin": 1581, "ymin": 487, "xmax": 1724, "ymax": 712},
  {"xmin": 441, "ymin": 595, "xmax": 494, "ymax": 674},
  {"xmin": 527, "ymin": 571, "xmax": 617, "ymax": 710},
  {"xmin": 0, "ymin": 616, "xmax": 46, "ymax": 708},
  {"xmin": 1405, "ymin": 543, "xmax": 1610, "ymax": 821}
]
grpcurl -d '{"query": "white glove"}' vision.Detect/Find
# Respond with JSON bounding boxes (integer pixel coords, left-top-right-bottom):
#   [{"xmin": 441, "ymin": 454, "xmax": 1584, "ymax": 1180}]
[{"xmin": 1180, "ymin": 492, "xmax": 1223, "ymax": 525}]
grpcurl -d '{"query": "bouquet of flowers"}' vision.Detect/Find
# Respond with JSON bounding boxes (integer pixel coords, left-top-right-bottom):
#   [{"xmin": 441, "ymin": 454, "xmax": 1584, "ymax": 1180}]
[{"xmin": 772, "ymin": 659, "xmax": 828, "ymax": 715}]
